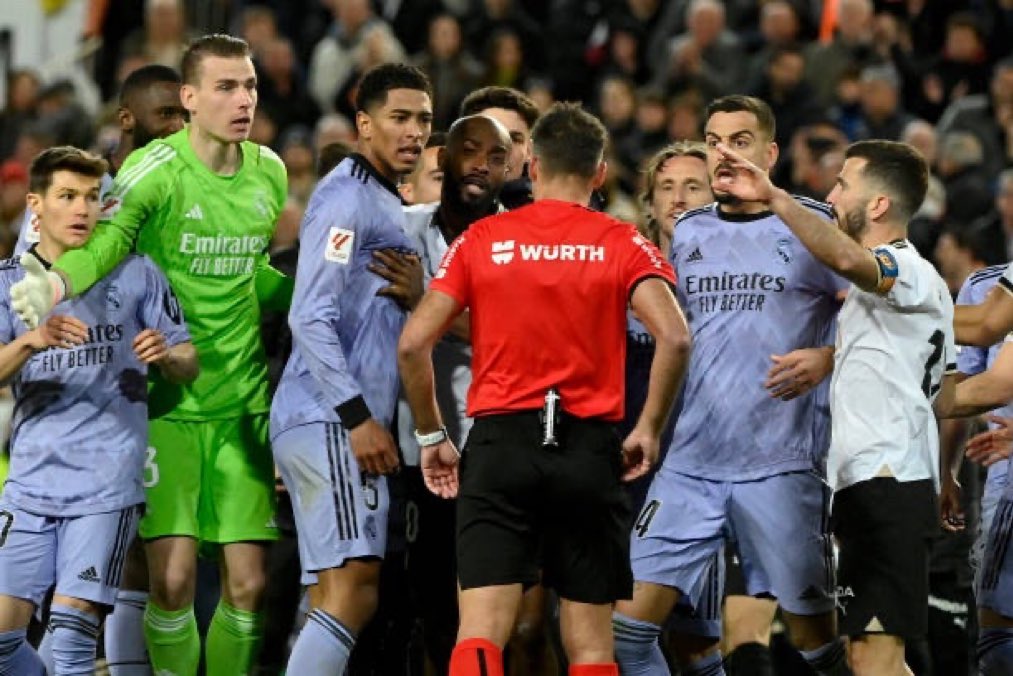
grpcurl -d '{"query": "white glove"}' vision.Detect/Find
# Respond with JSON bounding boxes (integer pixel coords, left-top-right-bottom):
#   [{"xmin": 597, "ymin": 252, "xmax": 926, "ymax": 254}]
[{"xmin": 11, "ymin": 252, "xmax": 64, "ymax": 329}]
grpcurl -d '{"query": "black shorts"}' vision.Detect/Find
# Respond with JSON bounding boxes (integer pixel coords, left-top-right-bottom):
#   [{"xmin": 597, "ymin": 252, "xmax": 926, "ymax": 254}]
[
  {"xmin": 831, "ymin": 477, "xmax": 937, "ymax": 640},
  {"xmin": 456, "ymin": 412, "xmax": 633, "ymax": 604}
]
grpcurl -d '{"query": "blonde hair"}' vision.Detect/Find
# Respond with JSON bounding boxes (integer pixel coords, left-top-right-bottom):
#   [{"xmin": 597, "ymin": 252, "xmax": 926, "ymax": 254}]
[{"xmin": 638, "ymin": 141, "xmax": 707, "ymax": 245}]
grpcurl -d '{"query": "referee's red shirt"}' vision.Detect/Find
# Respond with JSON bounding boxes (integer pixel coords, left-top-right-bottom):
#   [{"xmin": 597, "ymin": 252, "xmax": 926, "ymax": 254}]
[{"xmin": 429, "ymin": 199, "xmax": 676, "ymax": 421}]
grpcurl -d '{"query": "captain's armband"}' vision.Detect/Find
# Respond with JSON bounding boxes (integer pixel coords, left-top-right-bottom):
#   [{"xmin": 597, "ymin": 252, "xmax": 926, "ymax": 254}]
[{"xmin": 871, "ymin": 247, "xmax": 899, "ymax": 294}]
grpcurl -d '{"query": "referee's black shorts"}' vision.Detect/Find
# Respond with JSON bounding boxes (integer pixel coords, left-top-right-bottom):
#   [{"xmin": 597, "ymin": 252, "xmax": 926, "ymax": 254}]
[
  {"xmin": 456, "ymin": 411, "xmax": 633, "ymax": 604},
  {"xmin": 832, "ymin": 477, "xmax": 937, "ymax": 640}
]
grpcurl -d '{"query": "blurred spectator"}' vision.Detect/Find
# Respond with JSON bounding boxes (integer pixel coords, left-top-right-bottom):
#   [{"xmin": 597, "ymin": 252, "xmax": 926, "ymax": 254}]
[
  {"xmin": 313, "ymin": 112, "xmax": 357, "ymax": 155},
  {"xmin": 278, "ymin": 126, "xmax": 317, "ymax": 206},
  {"xmin": 399, "ymin": 131, "xmax": 446, "ymax": 205},
  {"xmin": 937, "ymin": 55, "xmax": 1013, "ymax": 178},
  {"xmin": 598, "ymin": 76, "xmax": 638, "ymax": 154},
  {"xmin": 786, "ymin": 122, "xmax": 846, "ymax": 199},
  {"xmin": 121, "ymin": 0, "xmax": 190, "ymax": 71},
  {"xmin": 480, "ymin": 29, "xmax": 529, "ymax": 90},
  {"xmin": 524, "ymin": 78, "xmax": 555, "ymax": 114},
  {"xmin": 308, "ymin": 0, "xmax": 406, "ymax": 114},
  {"xmin": 617, "ymin": 88, "xmax": 669, "ymax": 176},
  {"xmin": 971, "ymin": 168, "xmax": 1013, "ymax": 260},
  {"xmin": 0, "ymin": 160, "xmax": 28, "ymax": 255},
  {"xmin": 934, "ymin": 221, "xmax": 1007, "ymax": 295},
  {"xmin": 316, "ymin": 140, "xmax": 353, "ymax": 177},
  {"xmin": 854, "ymin": 63, "xmax": 914, "ymax": 140},
  {"xmin": 805, "ymin": 0, "xmax": 876, "ymax": 107},
  {"xmin": 745, "ymin": 0, "xmax": 804, "ymax": 92},
  {"xmin": 34, "ymin": 80, "xmax": 96, "ymax": 151},
  {"xmin": 0, "ymin": 70, "xmax": 41, "ymax": 161},
  {"xmin": 913, "ymin": 12, "xmax": 992, "ymax": 122},
  {"xmin": 257, "ymin": 37, "xmax": 321, "ymax": 135},
  {"xmin": 9, "ymin": 126, "xmax": 56, "ymax": 171},
  {"xmin": 752, "ymin": 44, "xmax": 823, "ymax": 150},
  {"xmin": 937, "ymin": 130, "xmax": 994, "ymax": 226},
  {"xmin": 595, "ymin": 15, "xmax": 651, "ymax": 88},
  {"xmin": 666, "ymin": 90, "xmax": 705, "ymax": 142},
  {"xmin": 376, "ymin": 0, "xmax": 444, "ymax": 55},
  {"xmin": 413, "ymin": 13, "xmax": 483, "ymax": 129},
  {"xmin": 901, "ymin": 118, "xmax": 947, "ymax": 223},
  {"xmin": 543, "ymin": 0, "xmax": 604, "ymax": 100},
  {"xmin": 239, "ymin": 4, "xmax": 280, "ymax": 58},
  {"xmin": 828, "ymin": 64, "xmax": 864, "ymax": 140},
  {"xmin": 654, "ymin": 0, "xmax": 745, "ymax": 100},
  {"xmin": 464, "ymin": 0, "xmax": 544, "ymax": 73},
  {"xmin": 250, "ymin": 106, "xmax": 278, "ymax": 147}
]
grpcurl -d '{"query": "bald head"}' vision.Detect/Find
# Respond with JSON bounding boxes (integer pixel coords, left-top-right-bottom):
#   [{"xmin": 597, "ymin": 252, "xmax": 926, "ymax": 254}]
[{"xmin": 442, "ymin": 114, "xmax": 513, "ymax": 211}]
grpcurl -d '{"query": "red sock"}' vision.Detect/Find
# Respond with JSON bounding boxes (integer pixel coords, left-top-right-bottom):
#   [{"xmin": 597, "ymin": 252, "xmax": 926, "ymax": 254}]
[
  {"xmin": 569, "ymin": 664, "xmax": 619, "ymax": 676},
  {"xmin": 449, "ymin": 638, "xmax": 504, "ymax": 676}
]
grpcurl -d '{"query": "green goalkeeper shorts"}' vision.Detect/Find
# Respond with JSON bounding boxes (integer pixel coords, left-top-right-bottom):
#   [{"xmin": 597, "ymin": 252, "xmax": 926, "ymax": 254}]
[{"xmin": 140, "ymin": 414, "xmax": 279, "ymax": 544}]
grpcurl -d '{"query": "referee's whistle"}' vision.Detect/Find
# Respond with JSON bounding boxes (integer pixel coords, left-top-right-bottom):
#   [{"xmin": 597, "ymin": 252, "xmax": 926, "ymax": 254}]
[{"xmin": 541, "ymin": 387, "xmax": 561, "ymax": 447}]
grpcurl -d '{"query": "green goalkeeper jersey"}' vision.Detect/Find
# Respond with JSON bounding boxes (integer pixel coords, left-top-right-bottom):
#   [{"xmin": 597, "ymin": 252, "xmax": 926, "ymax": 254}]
[{"xmin": 55, "ymin": 127, "xmax": 291, "ymax": 420}]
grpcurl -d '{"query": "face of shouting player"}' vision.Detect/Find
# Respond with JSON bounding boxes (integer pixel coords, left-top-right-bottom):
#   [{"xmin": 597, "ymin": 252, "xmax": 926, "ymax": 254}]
[
  {"xmin": 182, "ymin": 55, "xmax": 258, "ymax": 144},
  {"xmin": 441, "ymin": 116, "xmax": 511, "ymax": 214},
  {"xmin": 827, "ymin": 156, "xmax": 875, "ymax": 242},
  {"xmin": 704, "ymin": 110, "xmax": 777, "ymax": 207},
  {"xmin": 357, "ymin": 88, "xmax": 433, "ymax": 183}
]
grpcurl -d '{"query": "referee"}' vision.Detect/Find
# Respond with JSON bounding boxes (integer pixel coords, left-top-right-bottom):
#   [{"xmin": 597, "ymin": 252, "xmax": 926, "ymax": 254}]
[{"xmin": 398, "ymin": 102, "xmax": 692, "ymax": 676}]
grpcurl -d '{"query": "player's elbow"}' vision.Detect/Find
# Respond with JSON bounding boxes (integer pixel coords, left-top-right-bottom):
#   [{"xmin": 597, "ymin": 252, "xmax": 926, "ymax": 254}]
[
  {"xmin": 654, "ymin": 323, "xmax": 692, "ymax": 360},
  {"xmin": 397, "ymin": 325, "xmax": 430, "ymax": 367}
]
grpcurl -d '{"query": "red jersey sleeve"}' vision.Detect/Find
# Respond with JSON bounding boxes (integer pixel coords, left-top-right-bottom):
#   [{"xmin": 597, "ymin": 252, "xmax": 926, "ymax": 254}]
[
  {"xmin": 621, "ymin": 227, "xmax": 676, "ymax": 296},
  {"xmin": 429, "ymin": 228, "xmax": 473, "ymax": 306}
]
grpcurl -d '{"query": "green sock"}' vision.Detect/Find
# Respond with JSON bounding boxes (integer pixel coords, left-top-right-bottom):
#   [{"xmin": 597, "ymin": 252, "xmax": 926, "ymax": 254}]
[
  {"xmin": 143, "ymin": 602, "xmax": 200, "ymax": 676},
  {"xmin": 205, "ymin": 601, "xmax": 265, "ymax": 676}
]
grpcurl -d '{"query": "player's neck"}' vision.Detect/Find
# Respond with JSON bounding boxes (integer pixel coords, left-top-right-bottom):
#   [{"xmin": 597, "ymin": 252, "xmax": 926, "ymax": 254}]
[
  {"xmin": 659, "ymin": 231, "xmax": 672, "ymax": 257},
  {"xmin": 859, "ymin": 221, "xmax": 907, "ymax": 249},
  {"xmin": 188, "ymin": 124, "xmax": 242, "ymax": 176},
  {"xmin": 717, "ymin": 198, "xmax": 769, "ymax": 216},
  {"xmin": 532, "ymin": 176, "xmax": 593, "ymax": 206},
  {"xmin": 356, "ymin": 145, "xmax": 400, "ymax": 184},
  {"xmin": 35, "ymin": 238, "xmax": 67, "ymax": 264},
  {"xmin": 109, "ymin": 134, "xmax": 137, "ymax": 175}
]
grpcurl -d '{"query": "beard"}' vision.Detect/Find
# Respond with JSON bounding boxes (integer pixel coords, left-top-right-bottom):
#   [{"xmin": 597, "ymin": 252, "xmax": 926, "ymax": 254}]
[
  {"xmin": 839, "ymin": 205, "xmax": 869, "ymax": 242},
  {"xmin": 713, "ymin": 189, "xmax": 740, "ymax": 206},
  {"xmin": 131, "ymin": 125, "xmax": 157, "ymax": 150},
  {"xmin": 445, "ymin": 172, "xmax": 496, "ymax": 215}
]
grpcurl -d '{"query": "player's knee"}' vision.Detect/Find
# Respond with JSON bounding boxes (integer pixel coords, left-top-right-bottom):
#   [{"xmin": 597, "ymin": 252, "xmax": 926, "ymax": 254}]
[
  {"xmin": 780, "ymin": 610, "xmax": 836, "ymax": 651},
  {"xmin": 149, "ymin": 567, "xmax": 196, "ymax": 610},
  {"xmin": 848, "ymin": 635, "xmax": 905, "ymax": 676},
  {"xmin": 222, "ymin": 567, "xmax": 267, "ymax": 609}
]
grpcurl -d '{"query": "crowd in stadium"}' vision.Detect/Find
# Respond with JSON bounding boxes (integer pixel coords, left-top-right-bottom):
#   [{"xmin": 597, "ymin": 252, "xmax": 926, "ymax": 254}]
[{"xmin": 1, "ymin": 0, "xmax": 1013, "ymax": 675}]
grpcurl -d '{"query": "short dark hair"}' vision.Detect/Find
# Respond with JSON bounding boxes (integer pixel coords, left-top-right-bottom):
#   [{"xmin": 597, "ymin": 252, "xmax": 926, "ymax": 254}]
[
  {"xmin": 942, "ymin": 221, "xmax": 1006, "ymax": 267},
  {"xmin": 460, "ymin": 86, "xmax": 540, "ymax": 130},
  {"xmin": 426, "ymin": 131, "xmax": 448, "ymax": 149},
  {"xmin": 355, "ymin": 63, "xmax": 432, "ymax": 113},
  {"xmin": 705, "ymin": 95, "xmax": 776, "ymax": 141},
  {"xmin": 317, "ymin": 141, "xmax": 353, "ymax": 178},
  {"xmin": 29, "ymin": 146, "xmax": 108, "ymax": 194},
  {"xmin": 181, "ymin": 34, "xmax": 251, "ymax": 85},
  {"xmin": 119, "ymin": 64, "xmax": 181, "ymax": 105},
  {"xmin": 530, "ymin": 102, "xmax": 606, "ymax": 179},
  {"xmin": 845, "ymin": 140, "xmax": 928, "ymax": 221}
]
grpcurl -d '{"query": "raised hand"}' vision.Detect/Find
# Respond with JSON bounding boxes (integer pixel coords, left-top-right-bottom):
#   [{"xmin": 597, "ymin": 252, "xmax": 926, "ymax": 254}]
[
  {"xmin": 712, "ymin": 143, "xmax": 778, "ymax": 204},
  {"xmin": 12, "ymin": 252, "xmax": 63, "ymax": 329}
]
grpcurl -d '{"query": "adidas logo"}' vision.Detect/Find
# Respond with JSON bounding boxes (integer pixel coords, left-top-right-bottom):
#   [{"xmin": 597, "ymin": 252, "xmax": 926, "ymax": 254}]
[
  {"xmin": 78, "ymin": 566, "xmax": 100, "ymax": 583},
  {"xmin": 185, "ymin": 204, "xmax": 204, "ymax": 220},
  {"xmin": 686, "ymin": 247, "xmax": 703, "ymax": 263}
]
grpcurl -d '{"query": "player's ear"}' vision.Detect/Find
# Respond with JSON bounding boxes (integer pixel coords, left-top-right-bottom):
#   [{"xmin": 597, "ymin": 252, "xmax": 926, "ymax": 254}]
[
  {"xmin": 118, "ymin": 106, "xmax": 135, "ymax": 135},
  {"xmin": 26, "ymin": 191, "xmax": 42, "ymax": 218},
  {"xmin": 869, "ymin": 194, "xmax": 891, "ymax": 222},
  {"xmin": 591, "ymin": 160, "xmax": 608, "ymax": 190},
  {"xmin": 528, "ymin": 155, "xmax": 540, "ymax": 183},
  {"xmin": 180, "ymin": 84, "xmax": 198, "ymax": 117},
  {"xmin": 767, "ymin": 141, "xmax": 779, "ymax": 171},
  {"xmin": 356, "ymin": 110, "xmax": 372, "ymax": 141}
]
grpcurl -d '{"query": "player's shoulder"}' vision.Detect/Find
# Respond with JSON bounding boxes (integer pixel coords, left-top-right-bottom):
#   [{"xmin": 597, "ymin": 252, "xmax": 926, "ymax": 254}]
[
  {"xmin": 966, "ymin": 264, "xmax": 1008, "ymax": 288},
  {"xmin": 674, "ymin": 202, "xmax": 717, "ymax": 228},
  {"xmin": 791, "ymin": 194, "xmax": 835, "ymax": 219},
  {"xmin": 0, "ymin": 256, "xmax": 23, "ymax": 293},
  {"xmin": 403, "ymin": 202, "xmax": 439, "ymax": 237},
  {"xmin": 111, "ymin": 136, "xmax": 182, "ymax": 197},
  {"xmin": 243, "ymin": 141, "xmax": 287, "ymax": 180}
]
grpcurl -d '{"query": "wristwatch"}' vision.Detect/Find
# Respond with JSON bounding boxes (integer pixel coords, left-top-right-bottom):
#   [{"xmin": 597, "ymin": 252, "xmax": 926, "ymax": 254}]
[{"xmin": 414, "ymin": 426, "xmax": 449, "ymax": 447}]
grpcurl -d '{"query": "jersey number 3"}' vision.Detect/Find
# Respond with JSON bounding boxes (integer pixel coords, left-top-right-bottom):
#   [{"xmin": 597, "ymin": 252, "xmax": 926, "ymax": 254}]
[{"xmin": 921, "ymin": 330, "xmax": 945, "ymax": 398}]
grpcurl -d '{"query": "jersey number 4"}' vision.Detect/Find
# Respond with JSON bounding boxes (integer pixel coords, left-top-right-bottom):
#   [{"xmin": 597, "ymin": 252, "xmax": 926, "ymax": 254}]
[{"xmin": 922, "ymin": 330, "xmax": 945, "ymax": 398}]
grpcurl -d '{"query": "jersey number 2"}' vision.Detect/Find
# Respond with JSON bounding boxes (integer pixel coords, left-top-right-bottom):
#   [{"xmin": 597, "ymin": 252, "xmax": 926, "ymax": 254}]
[{"xmin": 921, "ymin": 330, "xmax": 945, "ymax": 397}]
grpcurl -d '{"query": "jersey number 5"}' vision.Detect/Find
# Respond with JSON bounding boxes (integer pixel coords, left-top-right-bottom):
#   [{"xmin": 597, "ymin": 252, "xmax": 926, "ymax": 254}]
[{"xmin": 921, "ymin": 330, "xmax": 945, "ymax": 398}]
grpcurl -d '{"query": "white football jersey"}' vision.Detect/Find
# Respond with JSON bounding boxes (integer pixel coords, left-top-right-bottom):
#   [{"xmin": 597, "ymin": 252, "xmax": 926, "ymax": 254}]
[
  {"xmin": 828, "ymin": 240, "xmax": 956, "ymax": 492},
  {"xmin": 1001, "ymin": 262, "xmax": 1013, "ymax": 296}
]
